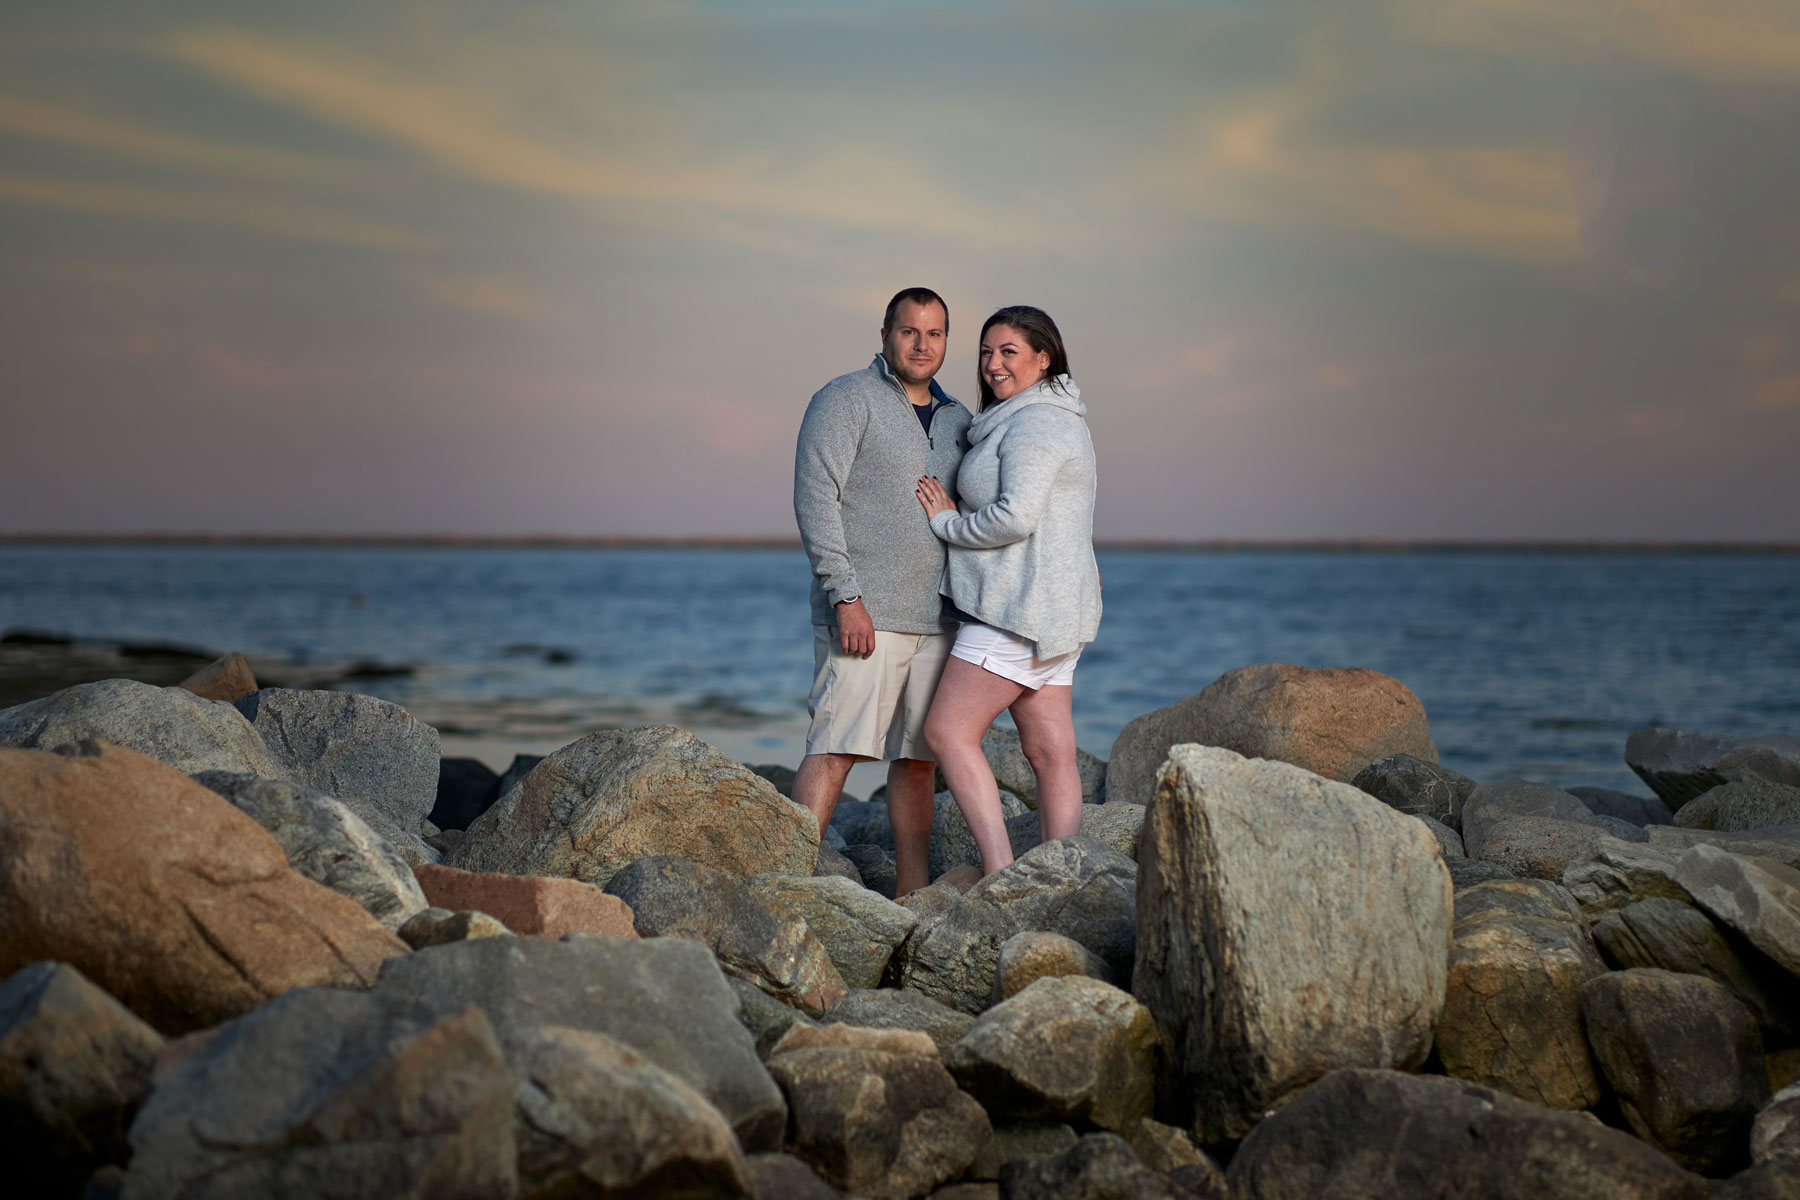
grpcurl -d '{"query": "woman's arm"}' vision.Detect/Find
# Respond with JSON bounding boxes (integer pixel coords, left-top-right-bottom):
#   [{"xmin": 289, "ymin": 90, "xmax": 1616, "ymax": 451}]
[{"xmin": 918, "ymin": 414, "xmax": 1076, "ymax": 549}]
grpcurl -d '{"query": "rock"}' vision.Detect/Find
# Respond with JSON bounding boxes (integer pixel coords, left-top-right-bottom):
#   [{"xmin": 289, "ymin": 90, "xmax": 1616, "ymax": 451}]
[
  {"xmin": 1627, "ymin": 728, "xmax": 1800, "ymax": 806},
  {"xmin": 1417, "ymin": 814, "xmax": 1465, "ymax": 858},
  {"xmin": 995, "ymin": 930, "xmax": 1113, "ymax": 1002},
  {"xmin": 728, "ymin": 975, "xmax": 816, "ymax": 1060},
  {"xmin": 509, "ymin": 1024, "xmax": 751, "ymax": 1198},
  {"xmin": 1106, "ymin": 663, "xmax": 1437, "ymax": 807},
  {"xmin": 937, "ymin": 864, "xmax": 984, "ymax": 891},
  {"xmin": 1077, "ymin": 803, "xmax": 1146, "ymax": 860},
  {"xmin": 234, "ymin": 687, "xmax": 440, "ymax": 835},
  {"xmin": 1753, "ymin": 1082, "xmax": 1800, "ymax": 1166},
  {"xmin": 1461, "ymin": 779, "xmax": 1600, "ymax": 858},
  {"xmin": 1121, "ymin": 1117, "xmax": 1218, "ymax": 1176},
  {"xmin": 771, "ymin": 1022, "xmax": 938, "ymax": 1058},
  {"xmin": 0, "ymin": 962, "xmax": 164, "ymax": 1195},
  {"xmin": 1352, "ymin": 753, "xmax": 1478, "ymax": 829},
  {"xmin": 1714, "ymin": 1164, "xmax": 1800, "ymax": 1200},
  {"xmin": 1453, "ymin": 878, "xmax": 1584, "ymax": 926},
  {"xmin": 412, "ymin": 862, "xmax": 635, "ymax": 940},
  {"xmin": 372, "ymin": 933, "xmax": 787, "ymax": 1152},
  {"xmin": 1449, "ymin": 858, "xmax": 1516, "ymax": 887},
  {"xmin": 191, "ymin": 770, "xmax": 428, "ymax": 930},
  {"xmin": 1569, "ymin": 785, "xmax": 1675, "ymax": 827},
  {"xmin": 970, "ymin": 836, "xmax": 1138, "ymax": 977},
  {"xmin": 965, "ymin": 1122, "xmax": 1079, "ymax": 1181},
  {"xmin": 829, "ymin": 798, "xmax": 890, "ymax": 850},
  {"xmin": 1583, "ymin": 969, "xmax": 1768, "ymax": 1174},
  {"xmin": 766, "ymin": 1046, "xmax": 989, "ymax": 1199},
  {"xmin": 0, "ymin": 742, "xmax": 407, "ymax": 1035},
  {"xmin": 397, "ymin": 907, "xmax": 510, "ymax": 949},
  {"xmin": 820, "ymin": 988, "xmax": 974, "ymax": 1053},
  {"xmin": 604, "ymin": 857, "xmax": 846, "ymax": 1016},
  {"xmin": 744, "ymin": 1151, "xmax": 837, "ymax": 1200},
  {"xmin": 743, "ymin": 873, "xmax": 916, "ymax": 990},
  {"xmin": 843, "ymin": 844, "xmax": 897, "ymax": 898},
  {"xmin": 175, "ymin": 652, "xmax": 259, "ymax": 704},
  {"xmin": 1562, "ymin": 837, "xmax": 1691, "ymax": 917},
  {"xmin": 1133, "ymin": 746, "xmax": 1452, "ymax": 1142},
  {"xmin": 0, "ymin": 678, "xmax": 281, "ymax": 776},
  {"xmin": 893, "ymin": 891, "xmax": 1019, "ymax": 1015},
  {"xmin": 1591, "ymin": 898, "xmax": 1797, "ymax": 1037},
  {"xmin": 981, "ymin": 726, "xmax": 1107, "ymax": 808},
  {"xmin": 1646, "ymin": 825, "xmax": 1800, "ymax": 868},
  {"xmin": 1226, "ymin": 1068, "xmax": 1709, "ymax": 1200},
  {"xmin": 495, "ymin": 752, "xmax": 542, "ymax": 798},
  {"xmin": 450, "ymin": 725, "xmax": 817, "ymax": 887},
  {"xmin": 1475, "ymin": 814, "xmax": 1631, "ymax": 880},
  {"xmin": 1674, "ymin": 844, "xmax": 1800, "ymax": 977},
  {"xmin": 946, "ymin": 976, "xmax": 1155, "ymax": 1133},
  {"xmin": 121, "ymin": 989, "xmax": 516, "ymax": 1200},
  {"xmin": 1436, "ymin": 913, "xmax": 1607, "ymax": 1109},
  {"xmin": 998, "ymin": 1132, "xmax": 1182, "ymax": 1200},
  {"xmin": 813, "ymin": 841, "xmax": 862, "ymax": 883},
  {"xmin": 1677, "ymin": 779, "xmax": 1800, "ymax": 832},
  {"xmin": 748, "ymin": 763, "xmax": 797, "ymax": 796},
  {"xmin": 932, "ymin": 789, "xmax": 1030, "ymax": 878},
  {"xmin": 429, "ymin": 756, "xmax": 500, "ymax": 831}
]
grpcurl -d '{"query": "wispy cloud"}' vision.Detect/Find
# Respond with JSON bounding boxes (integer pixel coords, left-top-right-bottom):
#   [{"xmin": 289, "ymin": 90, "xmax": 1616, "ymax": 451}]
[{"xmin": 413, "ymin": 271, "xmax": 556, "ymax": 322}]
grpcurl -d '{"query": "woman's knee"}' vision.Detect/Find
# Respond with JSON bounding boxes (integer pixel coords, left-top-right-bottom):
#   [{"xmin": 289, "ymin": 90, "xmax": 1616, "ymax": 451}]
[{"xmin": 1020, "ymin": 725, "xmax": 1075, "ymax": 773}]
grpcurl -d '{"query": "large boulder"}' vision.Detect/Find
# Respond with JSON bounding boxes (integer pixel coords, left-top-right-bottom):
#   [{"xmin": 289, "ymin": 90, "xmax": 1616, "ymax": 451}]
[
  {"xmin": 1591, "ymin": 898, "xmax": 1798, "ymax": 1038},
  {"xmin": 1352, "ymin": 753, "xmax": 1478, "ymax": 829},
  {"xmin": 994, "ymin": 930, "xmax": 1113, "ymax": 1002},
  {"xmin": 603, "ymin": 857, "xmax": 846, "ymax": 1016},
  {"xmin": 1226, "ymin": 1068, "xmax": 1710, "ymax": 1199},
  {"xmin": 944, "ymin": 975, "xmax": 1155, "ymax": 1133},
  {"xmin": 192, "ymin": 770, "xmax": 428, "ymax": 930},
  {"xmin": 765, "ymin": 1044, "xmax": 988, "ymax": 1199},
  {"xmin": 999, "ymin": 1132, "xmax": 1185, "ymax": 1200},
  {"xmin": 412, "ymin": 862, "xmax": 635, "ymax": 940},
  {"xmin": 371, "ymin": 932, "xmax": 786, "ymax": 1151},
  {"xmin": 449, "ymin": 726, "xmax": 817, "ymax": 887},
  {"xmin": 981, "ymin": 726, "xmax": 1107, "ymax": 807},
  {"xmin": 1673, "ymin": 844, "xmax": 1800, "ymax": 977},
  {"xmin": 1583, "ymin": 968, "xmax": 1768, "ymax": 1174},
  {"xmin": 743, "ymin": 873, "xmax": 916, "ymax": 990},
  {"xmin": 1646, "ymin": 824, "xmax": 1800, "ymax": 867},
  {"xmin": 819, "ymin": 988, "xmax": 974, "ymax": 1053},
  {"xmin": 1627, "ymin": 728, "xmax": 1800, "ymax": 806},
  {"xmin": 1562, "ymin": 838, "xmax": 1691, "ymax": 917},
  {"xmin": 175, "ymin": 652, "xmax": 259, "ymax": 704},
  {"xmin": 0, "ymin": 962, "xmax": 165, "ymax": 1196},
  {"xmin": 1569, "ymin": 785, "xmax": 1675, "ymax": 827},
  {"xmin": 120, "ymin": 988, "xmax": 517, "ymax": 1200},
  {"xmin": 1460, "ymin": 779, "xmax": 1599, "ymax": 857},
  {"xmin": 1132, "ymin": 745, "xmax": 1452, "ymax": 1142},
  {"xmin": 1474, "ymin": 814, "xmax": 1632, "ymax": 880},
  {"xmin": 234, "ymin": 688, "xmax": 441, "ymax": 836},
  {"xmin": 0, "ymin": 678, "xmax": 280, "ymax": 776},
  {"xmin": 1676, "ymin": 779, "xmax": 1800, "ymax": 832},
  {"xmin": 509, "ymin": 1024, "xmax": 751, "ymax": 1197},
  {"xmin": 891, "ymin": 889, "xmax": 1019, "ymax": 1015},
  {"xmin": 931, "ymin": 789, "xmax": 1029, "ymax": 878},
  {"xmin": 1755, "ymin": 1082, "xmax": 1800, "ymax": 1167},
  {"xmin": 1106, "ymin": 663, "xmax": 1437, "ymax": 807},
  {"xmin": 430, "ymin": 757, "xmax": 501, "ymax": 831},
  {"xmin": 0, "ymin": 742, "xmax": 407, "ymax": 1034}
]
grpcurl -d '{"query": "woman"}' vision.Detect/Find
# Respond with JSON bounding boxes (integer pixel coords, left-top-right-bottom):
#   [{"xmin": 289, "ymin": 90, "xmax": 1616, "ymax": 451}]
[{"xmin": 915, "ymin": 305, "xmax": 1101, "ymax": 875}]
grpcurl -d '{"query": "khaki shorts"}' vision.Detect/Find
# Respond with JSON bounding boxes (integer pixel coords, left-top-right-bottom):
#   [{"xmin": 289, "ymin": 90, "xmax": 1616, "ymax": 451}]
[{"xmin": 805, "ymin": 626, "xmax": 954, "ymax": 761}]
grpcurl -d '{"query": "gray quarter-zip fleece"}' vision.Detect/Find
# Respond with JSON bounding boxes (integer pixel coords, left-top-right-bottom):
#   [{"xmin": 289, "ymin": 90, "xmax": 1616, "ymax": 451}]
[
  {"xmin": 929, "ymin": 375, "xmax": 1100, "ymax": 659},
  {"xmin": 795, "ymin": 353, "xmax": 972, "ymax": 632}
]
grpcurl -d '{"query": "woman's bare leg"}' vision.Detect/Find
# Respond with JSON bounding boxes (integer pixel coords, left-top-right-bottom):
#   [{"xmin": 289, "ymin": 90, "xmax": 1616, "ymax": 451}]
[
  {"xmin": 923, "ymin": 656, "xmax": 1025, "ymax": 875},
  {"xmin": 1011, "ymin": 682, "xmax": 1082, "ymax": 843}
]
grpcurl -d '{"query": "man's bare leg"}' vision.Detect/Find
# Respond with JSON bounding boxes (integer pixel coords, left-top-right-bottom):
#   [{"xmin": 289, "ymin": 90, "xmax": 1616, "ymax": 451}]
[
  {"xmin": 793, "ymin": 752, "xmax": 857, "ymax": 837},
  {"xmin": 888, "ymin": 757, "xmax": 937, "ymax": 897}
]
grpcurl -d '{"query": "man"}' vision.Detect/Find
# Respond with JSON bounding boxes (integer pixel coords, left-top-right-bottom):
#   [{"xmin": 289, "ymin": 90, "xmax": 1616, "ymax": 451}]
[{"xmin": 793, "ymin": 287, "xmax": 971, "ymax": 896}]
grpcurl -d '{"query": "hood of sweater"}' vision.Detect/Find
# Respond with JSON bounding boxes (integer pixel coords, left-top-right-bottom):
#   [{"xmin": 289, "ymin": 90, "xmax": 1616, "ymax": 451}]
[{"xmin": 967, "ymin": 375, "xmax": 1084, "ymax": 445}]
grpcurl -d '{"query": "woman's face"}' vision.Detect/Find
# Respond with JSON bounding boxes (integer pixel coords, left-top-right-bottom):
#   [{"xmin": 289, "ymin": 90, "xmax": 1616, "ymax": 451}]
[{"xmin": 979, "ymin": 325, "xmax": 1051, "ymax": 402}]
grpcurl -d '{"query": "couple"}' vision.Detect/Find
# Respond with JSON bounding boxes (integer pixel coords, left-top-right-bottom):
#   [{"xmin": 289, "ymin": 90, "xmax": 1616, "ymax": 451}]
[{"xmin": 792, "ymin": 286, "xmax": 1102, "ymax": 897}]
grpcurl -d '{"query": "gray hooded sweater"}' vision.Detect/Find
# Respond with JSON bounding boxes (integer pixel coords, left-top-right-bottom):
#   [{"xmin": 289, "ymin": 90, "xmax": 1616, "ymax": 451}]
[
  {"xmin": 928, "ymin": 375, "xmax": 1101, "ymax": 660},
  {"xmin": 795, "ymin": 354, "xmax": 972, "ymax": 633}
]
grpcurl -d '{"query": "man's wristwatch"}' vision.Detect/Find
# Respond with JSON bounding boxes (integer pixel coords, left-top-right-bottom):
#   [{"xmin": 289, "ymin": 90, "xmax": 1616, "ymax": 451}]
[{"xmin": 835, "ymin": 597, "xmax": 861, "ymax": 607}]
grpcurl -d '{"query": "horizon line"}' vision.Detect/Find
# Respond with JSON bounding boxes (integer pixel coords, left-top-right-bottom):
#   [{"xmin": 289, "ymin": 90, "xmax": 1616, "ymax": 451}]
[{"xmin": 2, "ymin": 533, "xmax": 1797, "ymax": 555}]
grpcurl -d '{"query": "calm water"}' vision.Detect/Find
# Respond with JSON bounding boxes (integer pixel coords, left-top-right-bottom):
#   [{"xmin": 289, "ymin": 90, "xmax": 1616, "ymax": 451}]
[{"xmin": 3, "ymin": 545, "xmax": 1798, "ymax": 796}]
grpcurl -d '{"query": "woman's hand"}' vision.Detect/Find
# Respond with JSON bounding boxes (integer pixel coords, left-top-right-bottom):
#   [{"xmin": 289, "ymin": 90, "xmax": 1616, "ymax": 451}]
[{"xmin": 916, "ymin": 475, "xmax": 955, "ymax": 519}]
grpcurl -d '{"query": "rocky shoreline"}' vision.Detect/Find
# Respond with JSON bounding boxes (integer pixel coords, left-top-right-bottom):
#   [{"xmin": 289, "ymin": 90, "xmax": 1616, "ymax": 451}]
[{"xmin": 1, "ymin": 653, "xmax": 1797, "ymax": 1198}]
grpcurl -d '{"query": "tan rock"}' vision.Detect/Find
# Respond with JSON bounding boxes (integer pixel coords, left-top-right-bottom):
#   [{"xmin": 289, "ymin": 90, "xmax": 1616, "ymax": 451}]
[
  {"xmin": 0, "ymin": 742, "xmax": 408, "ymax": 1035},
  {"xmin": 396, "ymin": 907, "xmax": 511, "ymax": 949},
  {"xmin": 935, "ymin": 864, "xmax": 983, "ymax": 892},
  {"xmin": 769, "ymin": 1022, "xmax": 939, "ymax": 1058},
  {"xmin": 412, "ymin": 862, "xmax": 636, "ymax": 939},
  {"xmin": 175, "ymin": 652, "xmax": 259, "ymax": 704},
  {"xmin": 993, "ymin": 930, "xmax": 1111, "ymax": 1003},
  {"xmin": 1107, "ymin": 662, "xmax": 1437, "ymax": 807}
]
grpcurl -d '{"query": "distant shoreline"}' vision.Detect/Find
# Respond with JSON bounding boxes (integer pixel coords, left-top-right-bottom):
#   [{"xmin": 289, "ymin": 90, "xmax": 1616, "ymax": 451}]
[{"xmin": 2, "ymin": 533, "xmax": 1797, "ymax": 555}]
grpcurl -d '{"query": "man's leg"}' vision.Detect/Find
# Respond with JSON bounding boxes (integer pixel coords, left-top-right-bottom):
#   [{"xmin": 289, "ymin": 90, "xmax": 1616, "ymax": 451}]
[
  {"xmin": 887, "ymin": 757, "xmax": 936, "ymax": 897},
  {"xmin": 792, "ymin": 752, "xmax": 857, "ymax": 837},
  {"xmin": 924, "ymin": 657, "xmax": 1027, "ymax": 875}
]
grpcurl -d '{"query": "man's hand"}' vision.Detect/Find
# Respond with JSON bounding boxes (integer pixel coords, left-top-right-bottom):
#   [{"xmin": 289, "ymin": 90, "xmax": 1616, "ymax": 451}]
[{"xmin": 836, "ymin": 598, "xmax": 875, "ymax": 658}]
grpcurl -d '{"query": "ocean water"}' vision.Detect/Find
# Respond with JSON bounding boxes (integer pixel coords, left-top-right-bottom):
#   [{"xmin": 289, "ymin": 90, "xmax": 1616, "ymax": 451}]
[{"xmin": 3, "ymin": 544, "xmax": 1798, "ymax": 797}]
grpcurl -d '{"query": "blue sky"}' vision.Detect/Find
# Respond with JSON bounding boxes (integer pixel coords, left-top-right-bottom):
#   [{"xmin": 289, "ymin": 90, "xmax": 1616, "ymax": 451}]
[{"xmin": 4, "ymin": 0, "xmax": 1798, "ymax": 538}]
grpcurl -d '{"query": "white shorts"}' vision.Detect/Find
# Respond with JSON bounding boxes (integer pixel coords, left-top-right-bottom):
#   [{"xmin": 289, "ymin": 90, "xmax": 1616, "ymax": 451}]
[
  {"xmin": 805, "ymin": 627, "xmax": 954, "ymax": 761},
  {"xmin": 950, "ymin": 622, "xmax": 1081, "ymax": 690}
]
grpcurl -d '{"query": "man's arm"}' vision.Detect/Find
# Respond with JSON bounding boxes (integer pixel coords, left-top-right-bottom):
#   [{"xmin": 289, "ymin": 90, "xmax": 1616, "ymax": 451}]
[{"xmin": 794, "ymin": 389, "xmax": 875, "ymax": 655}]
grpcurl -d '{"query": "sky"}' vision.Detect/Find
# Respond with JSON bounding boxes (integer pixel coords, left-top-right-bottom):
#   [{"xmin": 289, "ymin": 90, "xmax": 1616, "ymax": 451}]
[{"xmin": 2, "ymin": 0, "xmax": 1798, "ymax": 541}]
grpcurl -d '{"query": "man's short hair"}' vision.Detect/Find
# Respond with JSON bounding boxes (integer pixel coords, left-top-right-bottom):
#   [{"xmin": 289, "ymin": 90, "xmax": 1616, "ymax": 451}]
[{"xmin": 883, "ymin": 287, "xmax": 948, "ymax": 334}]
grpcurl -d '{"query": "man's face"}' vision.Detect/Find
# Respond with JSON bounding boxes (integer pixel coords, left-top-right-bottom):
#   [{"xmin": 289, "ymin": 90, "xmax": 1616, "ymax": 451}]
[{"xmin": 881, "ymin": 299, "xmax": 948, "ymax": 390}]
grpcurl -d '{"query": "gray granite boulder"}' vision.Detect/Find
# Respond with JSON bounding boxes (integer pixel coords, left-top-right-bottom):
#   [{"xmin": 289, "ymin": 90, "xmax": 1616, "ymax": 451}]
[
  {"xmin": 1627, "ymin": 728, "xmax": 1800, "ymax": 806},
  {"xmin": 841, "ymin": 844, "xmax": 896, "ymax": 898},
  {"xmin": 234, "ymin": 688, "xmax": 440, "ymax": 836},
  {"xmin": 451, "ymin": 726, "xmax": 817, "ymax": 887},
  {"xmin": 1352, "ymin": 753, "xmax": 1478, "ymax": 829},
  {"xmin": 1592, "ymin": 898, "xmax": 1798, "ymax": 1037},
  {"xmin": 819, "ymin": 988, "xmax": 973, "ymax": 1053},
  {"xmin": 1450, "ymin": 858, "xmax": 1516, "ymax": 888},
  {"xmin": 0, "ymin": 962, "xmax": 164, "ymax": 1196},
  {"xmin": 1713, "ymin": 1164, "xmax": 1800, "ymax": 1200},
  {"xmin": 744, "ymin": 1151, "xmax": 837, "ymax": 1199},
  {"xmin": 1753, "ymin": 1082, "xmax": 1800, "ymax": 1167},
  {"xmin": 970, "ymin": 836, "xmax": 1137, "ymax": 978},
  {"xmin": 1673, "ymin": 844, "xmax": 1800, "ymax": 977},
  {"xmin": 828, "ymin": 798, "xmax": 891, "ymax": 850},
  {"xmin": 1562, "ymin": 837, "xmax": 1692, "ymax": 917},
  {"xmin": 1453, "ymin": 878, "xmax": 1584, "ymax": 926},
  {"xmin": 1075, "ymin": 802, "xmax": 1146, "ymax": 860},
  {"xmin": 743, "ymin": 872, "xmax": 916, "ymax": 990},
  {"xmin": 1416, "ymin": 814, "xmax": 1465, "ymax": 859},
  {"xmin": 1000, "ymin": 1132, "xmax": 1182, "ymax": 1200},
  {"xmin": 1133, "ymin": 746, "xmax": 1452, "ymax": 1142},
  {"xmin": 1461, "ymin": 779, "xmax": 1599, "ymax": 858},
  {"xmin": 811, "ymin": 842, "xmax": 860, "ymax": 883},
  {"xmin": 0, "ymin": 678, "xmax": 280, "ymax": 776},
  {"xmin": 1583, "ymin": 968, "xmax": 1768, "ymax": 1174},
  {"xmin": 891, "ymin": 890, "xmax": 1019, "ymax": 1015},
  {"xmin": 1476, "ymin": 814, "xmax": 1639, "ymax": 879},
  {"xmin": 192, "ymin": 771, "xmax": 429, "ymax": 929},
  {"xmin": 372, "ymin": 933, "xmax": 786, "ymax": 1152},
  {"xmin": 603, "ymin": 857, "xmax": 846, "ymax": 1017},
  {"xmin": 965, "ymin": 1122, "xmax": 1080, "ymax": 1182},
  {"xmin": 981, "ymin": 726, "xmax": 1108, "ymax": 807},
  {"xmin": 1676, "ymin": 779, "xmax": 1800, "ymax": 832},
  {"xmin": 121, "ymin": 989, "xmax": 516, "ymax": 1200},
  {"xmin": 1569, "ymin": 785, "xmax": 1675, "ymax": 826},
  {"xmin": 931, "ymin": 789, "xmax": 1029, "ymax": 878},
  {"xmin": 1646, "ymin": 825, "xmax": 1800, "ymax": 867},
  {"xmin": 728, "ymin": 975, "xmax": 816, "ymax": 1061}
]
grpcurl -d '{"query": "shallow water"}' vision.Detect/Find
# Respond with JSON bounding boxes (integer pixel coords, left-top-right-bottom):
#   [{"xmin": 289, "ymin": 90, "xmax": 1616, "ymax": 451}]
[{"xmin": 3, "ymin": 545, "xmax": 1797, "ymax": 796}]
